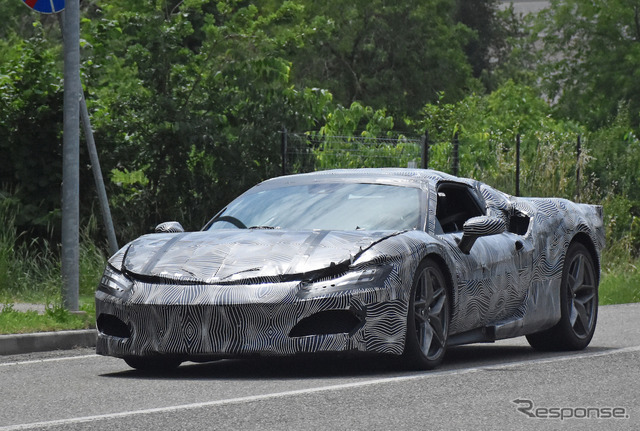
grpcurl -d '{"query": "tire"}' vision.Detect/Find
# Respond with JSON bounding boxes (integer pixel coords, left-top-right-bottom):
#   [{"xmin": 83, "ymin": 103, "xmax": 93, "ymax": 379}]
[
  {"xmin": 123, "ymin": 356, "xmax": 182, "ymax": 371},
  {"xmin": 526, "ymin": 242, "xmax": 598, "ymax": 351},
  {"xmin": 403, "ymin": 259, "xmax": 450, "ymax": 369}
]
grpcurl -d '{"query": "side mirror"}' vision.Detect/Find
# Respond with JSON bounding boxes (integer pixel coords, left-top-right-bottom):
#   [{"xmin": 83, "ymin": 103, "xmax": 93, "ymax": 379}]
[
  {"xmin": 458, "ymin": 216, "xmax": 506, "ymax": 254},
  {"xmin": 155, "ymin": 221, "xmax": 184, "ymax": 233}
]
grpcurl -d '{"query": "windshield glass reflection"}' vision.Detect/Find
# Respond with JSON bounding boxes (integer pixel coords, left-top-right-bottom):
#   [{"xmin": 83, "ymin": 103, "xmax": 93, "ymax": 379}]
[{"xmin": 209, "ymin": 183, "xmax": 421, "ymax": 231}]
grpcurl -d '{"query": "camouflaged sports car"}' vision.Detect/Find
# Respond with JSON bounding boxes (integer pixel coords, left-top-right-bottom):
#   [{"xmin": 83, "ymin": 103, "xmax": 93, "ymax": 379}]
[{"xmin": 96, "ymin": 168, "xmax": 604, "ymax": 370}]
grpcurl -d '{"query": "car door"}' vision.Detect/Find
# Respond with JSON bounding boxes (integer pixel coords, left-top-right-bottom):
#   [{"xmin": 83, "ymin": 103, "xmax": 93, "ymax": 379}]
[{"xmin": 433, "ymin": 181, "xmax": 533, "ymax": 333}]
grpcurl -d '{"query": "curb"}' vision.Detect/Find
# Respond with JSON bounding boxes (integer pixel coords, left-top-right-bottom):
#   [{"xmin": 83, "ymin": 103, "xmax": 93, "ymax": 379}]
[{"xmin": 0, "ymin": 329, "xmax": 97, "ymax": 356}]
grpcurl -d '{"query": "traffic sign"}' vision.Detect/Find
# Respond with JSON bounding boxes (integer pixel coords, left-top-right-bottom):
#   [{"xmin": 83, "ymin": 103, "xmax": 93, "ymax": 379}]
[{"xmin": 22, "ymin": 0, "xmax": 65, "ymax": 14}]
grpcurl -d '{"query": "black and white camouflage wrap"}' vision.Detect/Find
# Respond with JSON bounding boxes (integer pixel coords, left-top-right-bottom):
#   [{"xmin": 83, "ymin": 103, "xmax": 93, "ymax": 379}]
[{"xmin": 96, "ymin": 169, "xmax": 605, "ymax": 360}]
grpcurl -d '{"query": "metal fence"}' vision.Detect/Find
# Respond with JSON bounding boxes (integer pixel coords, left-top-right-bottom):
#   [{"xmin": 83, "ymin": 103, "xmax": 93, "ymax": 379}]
[
  {"xmin": 281, "ymin": 128, "xmax": 584, "ymax": 199},
  {"xmin": 281, "ymin": 129, "xmax": 433, "ymax": 175}
]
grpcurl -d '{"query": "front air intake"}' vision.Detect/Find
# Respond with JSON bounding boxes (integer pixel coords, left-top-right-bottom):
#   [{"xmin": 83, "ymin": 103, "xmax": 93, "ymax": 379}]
[
  {"xmin": 289, "ymin": 310, "xmax": 363, "ymax": 337},
  {"xmin": 97, "ymin": 314, "xmax": 131, "ymax": 338}
]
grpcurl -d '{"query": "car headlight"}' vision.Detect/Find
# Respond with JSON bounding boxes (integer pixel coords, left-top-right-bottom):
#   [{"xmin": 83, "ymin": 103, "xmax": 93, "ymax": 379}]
[
  {"xmin": 299, "ymin": 265, "xmax": 393, "ymax": 296},
  {"xmin": 98, "ymin": 265, "xmax": 133, "ymax": 297}
]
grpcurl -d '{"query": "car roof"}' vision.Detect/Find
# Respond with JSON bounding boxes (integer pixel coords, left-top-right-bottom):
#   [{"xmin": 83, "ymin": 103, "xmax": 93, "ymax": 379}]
[{"xmin": 261, "ymin": 168, "xmax": 475, "ymax": 188}]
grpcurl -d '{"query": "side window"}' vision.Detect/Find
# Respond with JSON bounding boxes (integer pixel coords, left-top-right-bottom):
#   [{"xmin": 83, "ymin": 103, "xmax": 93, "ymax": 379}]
[
  {"xmin": 479, "ymin": 184, "xmax": 531, "ymax": 236},
  {"xmin": 436, "ymin": 183, "xmax": 485, "ymax": 233},
  {"xmin": 509, "ymin": 210, "xmax": 531, "ymax": 235}
]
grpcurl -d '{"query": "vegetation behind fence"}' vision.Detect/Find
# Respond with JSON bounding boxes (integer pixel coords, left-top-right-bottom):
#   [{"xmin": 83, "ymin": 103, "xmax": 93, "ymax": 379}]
[{"xmin": 283, "ymin": 129, "xmax": 586, "ymax": 201}]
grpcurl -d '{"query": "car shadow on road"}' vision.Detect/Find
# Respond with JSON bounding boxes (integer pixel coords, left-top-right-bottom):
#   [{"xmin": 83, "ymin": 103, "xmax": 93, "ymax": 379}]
[
  {"xmin": 445, "ymin": 343, "xmax": 615, "ymax": 369},
  {"xmin": 99, "ymin": 343, "xmax": 615, "ymax": 381},
  {"xmin": 100, "ymin": 353, "xmax": 408, "ymax": 381}
]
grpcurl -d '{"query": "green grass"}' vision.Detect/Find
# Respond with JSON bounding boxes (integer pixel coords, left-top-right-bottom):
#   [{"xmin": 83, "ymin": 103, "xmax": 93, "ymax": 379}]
[
  {"xmin": 0, "ymin": 207, "xmax": 106, "ymax": 334},
  {"xmin": 600, "ymin": 260, "xmax": 640, "ymax": 305},
  {"xmin": 0, "ymin": 301, "xmax": 95, "ymax": 335},
  {"xmin": 599, "ymin": 237, "xmax": 640, "ymax": 305}
]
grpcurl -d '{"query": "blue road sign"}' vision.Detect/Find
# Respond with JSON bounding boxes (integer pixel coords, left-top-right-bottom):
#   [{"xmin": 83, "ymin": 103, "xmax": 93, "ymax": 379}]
[{"xmin": 22, "ymin": 0, "xmax": 65, "ymax": 14}]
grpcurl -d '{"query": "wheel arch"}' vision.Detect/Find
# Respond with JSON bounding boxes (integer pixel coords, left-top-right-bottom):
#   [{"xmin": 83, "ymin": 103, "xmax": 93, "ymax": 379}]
[{"xmin": 570, "ymin": 232, "xmax": 601, "ymax": 283}]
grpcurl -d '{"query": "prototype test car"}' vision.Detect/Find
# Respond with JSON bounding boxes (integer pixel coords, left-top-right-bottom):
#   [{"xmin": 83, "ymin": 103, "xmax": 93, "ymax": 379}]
[{"xmin": 96, "ymin": 169, "xmax": 604, "ymax": 370}]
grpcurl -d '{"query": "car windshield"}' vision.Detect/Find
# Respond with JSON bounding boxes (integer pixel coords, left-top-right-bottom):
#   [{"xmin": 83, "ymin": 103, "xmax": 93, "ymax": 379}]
[{"xmin": 208, "ymin": 182, "xmax": 422, "ymax": 231}]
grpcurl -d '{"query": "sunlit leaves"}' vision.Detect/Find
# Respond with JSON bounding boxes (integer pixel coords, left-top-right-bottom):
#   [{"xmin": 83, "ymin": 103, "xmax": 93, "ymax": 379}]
[{"xmin": 535, "ymin": 0, "xmax": 640, "ymax": 127}]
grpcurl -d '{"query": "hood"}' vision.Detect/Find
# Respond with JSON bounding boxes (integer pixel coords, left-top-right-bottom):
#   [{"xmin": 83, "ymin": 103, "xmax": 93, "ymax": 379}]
[{"xmin": 116, "ymin": 230, "xmax": 401, "ymax": 284}]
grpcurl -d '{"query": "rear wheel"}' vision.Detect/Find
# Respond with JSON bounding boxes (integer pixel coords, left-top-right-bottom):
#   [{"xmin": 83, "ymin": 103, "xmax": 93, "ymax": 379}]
[
  {"xmin": 123, "ymin": 356, "xmax": 183, "ymax": 371},
  {"xmin": 404, "ymin": 259, "xmax": 450, "ymax": 369},
  {"xmin": 526, "ymin": 242, "xmax": 598, "ymax": 351}
]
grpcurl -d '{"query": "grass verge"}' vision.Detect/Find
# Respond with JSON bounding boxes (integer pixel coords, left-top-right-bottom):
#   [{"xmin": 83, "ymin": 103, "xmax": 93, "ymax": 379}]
[
  {"xmin": 0, "ymin": 207, "xmax": 105, "ymax": 334},
  {"xmin": 0, "ymin": 301, "xmax": 95, "ymax": 335},
  {"xmin": 600, "ymin": 262, "xmax": 640, "ymax": 305},
  {"xmin": 599, "ymin": 238, "xmax": 640, "ymax": 305}
]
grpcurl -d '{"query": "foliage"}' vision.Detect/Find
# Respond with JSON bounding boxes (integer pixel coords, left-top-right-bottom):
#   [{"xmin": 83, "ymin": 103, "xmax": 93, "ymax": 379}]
[
  {"xmin": 309, "ymin": 102, "xmax": 422, "ymax": 169},
  {"xmin": 601, "ymin": 194, "xmax": 640, "ymax": 257},
  {"xmin": 454, "ymin": 0, "xmax": 520, "ymax": 90},
  {"xmin": 535, "ymin": 0, "xmax": 640, "ymax": 128},
  {"xmin": 414, "ymin": 81, "xmax": 584, "ymax": 198},
  {"xmin": 600, "ymin": 232, "xmax": 640, "ymax": 305},
  {"xmin": 0, "ymin": 199, "xmax": 106, "ymax": 303},
  {"xmin": 0, "ymin": 24, "xmax": 64, "ymax": 236},
  {"xmin": 583, "ymin": 105, "xmax": 640, "ymax": 201},
  {"xmin": 489, "ymin": 4, "xmax": 541, "ymax": 88},
  {"xmin": 292, "ymin": 0, "xmax": 479, "ymax": 117},
  {"xmin": 599, "ymin": 263, "xmax": 640, "ymax": 305}
]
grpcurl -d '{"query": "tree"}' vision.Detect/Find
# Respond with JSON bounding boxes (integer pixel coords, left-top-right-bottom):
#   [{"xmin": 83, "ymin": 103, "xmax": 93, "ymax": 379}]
[
  {"xmin": 291, "ymin": 0, "xmax": 477, "ymax": 118},
  {"xmin": 0, "ymin": 25, "xmax": 64, "ymax": 235},
  {"xmin": 535, "ymin": 0, "xmax": 640, "ymax": 128},
  {"xmin": 415, "ymin": 81, "xmax": 583, "ymax": 198},
  {"xmin": 454, "ymin": 0, "xmax": 521, "ymax": 91}
]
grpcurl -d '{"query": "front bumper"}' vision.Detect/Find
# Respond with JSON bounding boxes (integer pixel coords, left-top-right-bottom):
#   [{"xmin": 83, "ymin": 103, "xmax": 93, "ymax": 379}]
[{"xmin": 95, "ymin": 276, "xmax": 408, "ymax": 360}]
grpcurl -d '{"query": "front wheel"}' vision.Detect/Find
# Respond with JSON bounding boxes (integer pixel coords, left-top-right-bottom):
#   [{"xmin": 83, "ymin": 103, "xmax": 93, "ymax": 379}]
[
  {"xmin": 403, "ymin": 259, "xmax": 450, "ymax": 370},
  {"xmin": 526, "ymin": 242, "xmax": 598, "ymax": 351}
]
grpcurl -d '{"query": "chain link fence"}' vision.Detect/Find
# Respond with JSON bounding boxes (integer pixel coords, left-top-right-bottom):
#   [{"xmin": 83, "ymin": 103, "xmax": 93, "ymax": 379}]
[
  {"xmin": 280, "ymin": 129, "xmax": 587, "ymax": 200},
  {"xmin": 281, "ymin": 129, "xmax": 431, "ymax": 175}
]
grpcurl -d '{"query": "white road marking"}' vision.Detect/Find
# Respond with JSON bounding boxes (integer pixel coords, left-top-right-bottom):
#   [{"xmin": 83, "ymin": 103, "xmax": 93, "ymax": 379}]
[
  {"xmin": 1, "ymin": 344, "xmax": 639, "ymax": 430},
  {"xmin": 0, "ymin": 354, "xmax": 99, "ymax": 368}
]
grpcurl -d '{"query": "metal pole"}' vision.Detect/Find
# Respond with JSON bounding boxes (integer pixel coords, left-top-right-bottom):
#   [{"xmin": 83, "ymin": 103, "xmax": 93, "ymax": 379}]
[
  {"xmin": 62, "ymin": 4, "xmax": 81, "ymax": 311},
  {"xmin": 452, "ymin": 132, "xmax": 459, "ymax": 176},
  {"xmin": 421, "ymin": 130, "xmax": 429, "ymax": 169},
  {"xmin": 80, "ymin": 94, "xmax": 119, "ymax": 255},
  {"xmin": 576, "ymin": 135, "xmax": 581, "ymax": 202},
  {"xmin": 516, "ymin": 134, "xmax": 521, "ymax": 197},
  {"xmin": 281, "ymin": 127, "xmax": 287, "ymax": 176},
  {"xmin": 58, "ymin": 14, "xmax": 119, "ymax": 257}
]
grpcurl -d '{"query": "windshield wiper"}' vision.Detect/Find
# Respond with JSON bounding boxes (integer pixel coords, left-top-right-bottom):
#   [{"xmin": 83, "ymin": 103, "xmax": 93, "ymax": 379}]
[{"xmin": 248, "ymin": 225, "xmax": 280, "ymax": 230}]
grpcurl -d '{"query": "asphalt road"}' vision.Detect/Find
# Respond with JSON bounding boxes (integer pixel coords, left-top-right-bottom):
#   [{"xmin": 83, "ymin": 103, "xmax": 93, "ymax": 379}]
[{"xmin": 1, "ymin": 303, "xmax": 639, "ymax": 430}]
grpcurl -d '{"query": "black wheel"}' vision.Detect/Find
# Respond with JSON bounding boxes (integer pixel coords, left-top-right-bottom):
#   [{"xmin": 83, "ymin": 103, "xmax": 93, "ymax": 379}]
[
  {"xmin": 526, "ymin": 242, "xmax": 598, "ymax": 351},
  {"xmin": 210, "ymin": 216, "xmax": 247, "ymax": 229},
  {"xmin": 123, "ymin": 356, "xmax": 182, "ymax": 371},
  {"xmin": 404, "ymin": 259, "xmax": 450, "ymax": 369}
]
